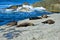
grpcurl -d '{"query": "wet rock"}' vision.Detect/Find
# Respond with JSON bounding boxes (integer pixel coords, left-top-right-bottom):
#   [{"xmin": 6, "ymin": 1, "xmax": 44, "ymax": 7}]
[
  {"xmin": 17, "ymin": 22, "xmax": 34, "ymax": 27},
  {"xmin": 20, "ymin": 7, "xmax": 31, "ymax": 12},
  {"xmin": 7, "ymin": 5, "xmax": 22, "ymax": 9},
  {"xmin": 3, "ymin": 31, "xmax": 20, "ymax": 39},
  {"xmin": 29, "ymin": 17, "xmax": 42, "ymax": 20},
  {"xmin": 42, "ymin": 19, "xmax": 55, "ymax": 24},
  {"xmin": 41, "ymin": 15, "xmax": 49, "ymax": 18},
  {"xmin": 3, "ymin": 32, "xmax": 14, "ymax": 39},
  {"xmin": 7, "ymin": 21, "xmax": 17, "ymax": 26},
  {"xmin": 0, "ymin": 29, "xmax": 5, "ymax": 32}
]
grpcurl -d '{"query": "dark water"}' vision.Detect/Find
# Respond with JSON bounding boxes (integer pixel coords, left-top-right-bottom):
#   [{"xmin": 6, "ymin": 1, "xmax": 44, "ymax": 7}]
[
  {"xmin": 0, "ymin": 0, "xmax": 40, "ymax": 4},
  {"xmin": 0, "ymin": 11, "xmax": 52, "ymax": 26}
]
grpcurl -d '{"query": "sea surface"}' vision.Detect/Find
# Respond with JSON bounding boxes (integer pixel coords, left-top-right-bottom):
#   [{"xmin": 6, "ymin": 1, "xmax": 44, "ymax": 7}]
[
  {"xmin": 0, "ymin": 0, "xmax": 40, "ymax": 3},
  {"xmin": 0, "ymin": 0, "xmax": 51, "ymax": 26},
  {"xmin": 0, "ymin": 0, "xmax": 41, "ymax": 8}
]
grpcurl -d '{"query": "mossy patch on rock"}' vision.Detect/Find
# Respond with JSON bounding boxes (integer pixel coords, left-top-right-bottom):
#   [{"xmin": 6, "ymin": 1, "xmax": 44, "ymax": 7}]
[
  {"xmin": 32, "ymin": 0, "xmax": 60, "ymax": 12},
  {"xmin": 48, "ymin": 4, "xmax": 60, "ymax": 12}
]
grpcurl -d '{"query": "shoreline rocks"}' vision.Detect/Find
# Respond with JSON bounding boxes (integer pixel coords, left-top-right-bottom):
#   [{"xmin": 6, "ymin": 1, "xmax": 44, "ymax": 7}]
[
  {"xmin": 6, "ymin": 5, "xmax": 22, "ymax": 9},
  {"xmin": 48, "ymin": 4, "xmax": 60, "ymax": 13}
]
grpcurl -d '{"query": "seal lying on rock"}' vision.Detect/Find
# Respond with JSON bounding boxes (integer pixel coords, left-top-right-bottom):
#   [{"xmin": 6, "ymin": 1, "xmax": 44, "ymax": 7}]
[
  {"xmin": 29, "ymin": 17, "xmax": 42, "ymax": 20},
  {"xmin": 7, "ymin": 21, "xmax": 17, "ymax": 26},
  {"xmin": 41, "ymin": 15, "xmax": 49, "ymax": 18},
  {"xmin": 42, "ymin": 19, "xmax": 55, "ymax": 24},
  {"xmin": 17, "ymin": 22, "xmax": 34, "ymax": 27}
]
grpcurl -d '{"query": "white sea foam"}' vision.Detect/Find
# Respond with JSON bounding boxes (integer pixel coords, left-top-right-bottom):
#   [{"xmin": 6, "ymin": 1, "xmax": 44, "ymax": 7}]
[
  {"xmin": 5, "ymin": 9, "xmax": 14, "ymax": 12},
  {"xmin": 1, "ymin": 5, "xmax": 46, "ymax": 13},
  {"xmin": 33, "ymin": 7, "xmax": 46, "ymax": 11}
]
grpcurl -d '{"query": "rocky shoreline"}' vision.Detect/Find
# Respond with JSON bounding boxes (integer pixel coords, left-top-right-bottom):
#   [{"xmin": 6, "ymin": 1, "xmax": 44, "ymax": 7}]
[{"xmin": 0, "ymin": 13, "xmax": 60, "ymax": 40}]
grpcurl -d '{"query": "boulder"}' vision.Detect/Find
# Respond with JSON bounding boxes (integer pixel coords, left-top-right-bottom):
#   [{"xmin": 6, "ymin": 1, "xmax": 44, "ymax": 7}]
[
  {"xmin": 6, "ymin": 5, "xmax": 22, "ymax": 9},
  {"xmin": 7, "ymin": 21, "xmax": 17, "ymax": 26},
  {"xmin": 42, "ymin": 19, "xmax": 55, "ymax": 24},
  {"xmin": 29, "ymin": 17, "xmax": 42, "ymax": 20},
  {"xmin": 17, "ymin": 22, "xmax": 34, "ymax": 27}
]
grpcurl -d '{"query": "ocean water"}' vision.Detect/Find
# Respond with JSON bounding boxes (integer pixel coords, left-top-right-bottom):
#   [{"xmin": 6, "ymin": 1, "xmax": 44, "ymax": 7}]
[
  {"xmin": 0, "ymin": 0, "xmax": 41, "ymax": 8},
  {"xmin": 0, "ymin": 0, "xmax": 40, "ymax": 4},
  {"xmin": 0, "ymin": 0, "xmax": 51, "ymax": 26},
  {"xmin": 0, "ymin": 10, "xmax": 52, "ymax": 26}
]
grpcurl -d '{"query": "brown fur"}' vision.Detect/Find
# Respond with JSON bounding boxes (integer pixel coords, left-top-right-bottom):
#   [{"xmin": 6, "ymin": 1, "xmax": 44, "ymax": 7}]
[
  {"xmin": 7, "ymin": 21, "xmax": 17, "ymax": 26},
  {"xmin": 17, "ymin": 22, "xmax": 34, "ymax": 27},
  {"xmin": 29, "ymin": 17, "xmax": 42, "ymax": 20},
  {"xmin": 41, "ymin": 15, "xmax": 49, "ymax": 18},
  {"xmin": 42, "ymin": 19, "xmax": 55, "ymax": 24}
]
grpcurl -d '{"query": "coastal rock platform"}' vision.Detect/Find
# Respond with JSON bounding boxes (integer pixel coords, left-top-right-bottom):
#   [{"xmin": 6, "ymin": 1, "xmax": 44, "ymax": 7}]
[{"xmin": 0, "ymin": 13, "xmax": 60, "ymax": 40}]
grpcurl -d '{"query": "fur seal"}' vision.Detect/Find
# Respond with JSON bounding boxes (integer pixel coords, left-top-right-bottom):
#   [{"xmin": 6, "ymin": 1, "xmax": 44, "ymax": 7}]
[
  {"xmin": 41, "ymin": 15, "xmax": 49, "ymax": 18},
  {"xmin": 17, "ymin": 22, "xmax": 34, "ymax": 27},
  {"xmin": 29, "ymin": 17, "xmax": 42, "ymax": 20},
  {"xmin": 7, "ymin": 21, "xmax": 17, "ymax": 26},
  {"xmin": 42, "ymin": 19, "xmax": 55, "ymax": 24}
]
